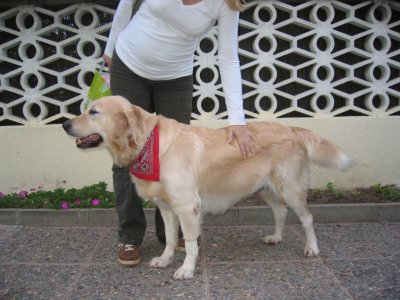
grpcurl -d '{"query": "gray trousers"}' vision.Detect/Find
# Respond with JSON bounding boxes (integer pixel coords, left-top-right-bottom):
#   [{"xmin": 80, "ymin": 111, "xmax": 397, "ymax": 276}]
[{"xmin": 110, "ymin": 52, "xmax": 192, "ymax": 245}]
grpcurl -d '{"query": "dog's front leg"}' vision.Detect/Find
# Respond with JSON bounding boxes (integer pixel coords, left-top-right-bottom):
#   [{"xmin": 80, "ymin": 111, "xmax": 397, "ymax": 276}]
[
  {"xmin": 149, "ymin": 208, "xmax": 179, "ymax": 268},
  {"xmin": 174, "ymin": 239, "xmax": 198, "ymax": 280},
  {"xmin": 174, "ymin": 208, "xmax": 201, "ymax": 280}
]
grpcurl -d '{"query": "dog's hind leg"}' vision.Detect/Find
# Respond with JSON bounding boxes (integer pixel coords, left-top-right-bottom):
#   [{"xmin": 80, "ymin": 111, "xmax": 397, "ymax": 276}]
[
  {"xmin": 173, "ymin": 198, "xmax": 201, "ymax": 280},
  {"xmin": 261, "ymin": 190, "xmax": 288, "ymax": 245},
  {"xmin": 149, "ymin": 206, "xmax": 179, "ymax": 268},
  {"xmin": 284, "ymin": 189, "xmax": 319, "ymax": 257}
]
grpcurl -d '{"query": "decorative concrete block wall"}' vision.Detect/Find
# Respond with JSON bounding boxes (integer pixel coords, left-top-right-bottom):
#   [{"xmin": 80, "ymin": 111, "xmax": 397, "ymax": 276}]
[{"xmin": 0, "ymin": 1, "xmax": 399, "ymax": 192}]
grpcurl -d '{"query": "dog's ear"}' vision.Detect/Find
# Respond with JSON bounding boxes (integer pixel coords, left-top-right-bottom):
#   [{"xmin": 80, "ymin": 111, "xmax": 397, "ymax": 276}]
[
  {"xmin": 126, "ymin": 106, "xmax": 158, "ymax": 148},
  {"xmin": 127, "ymin": 107, "xmax": 145, "ymax": 148},
  {"xmin": 113, "ymin": 112, "xmax": 129, "ymax": 139},
  {"xmin": 107, "ymin": 111, "xmax": 133, "ymax": 166}
]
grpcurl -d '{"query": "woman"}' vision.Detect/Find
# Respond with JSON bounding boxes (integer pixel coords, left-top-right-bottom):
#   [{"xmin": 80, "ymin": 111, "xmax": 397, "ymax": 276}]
[{"xmin": 103, "ymin": 0, "xmax": 257, "ymax": 267}]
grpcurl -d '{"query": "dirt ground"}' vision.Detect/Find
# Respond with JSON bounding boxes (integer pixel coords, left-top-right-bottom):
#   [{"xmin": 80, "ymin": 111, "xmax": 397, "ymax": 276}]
[{"xmin": 235, "ymin": 185, "xmax": 400, "ymax": 206}]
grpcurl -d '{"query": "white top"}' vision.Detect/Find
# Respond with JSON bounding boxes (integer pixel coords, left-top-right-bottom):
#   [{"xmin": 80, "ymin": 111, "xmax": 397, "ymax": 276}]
[{"xmin": 105, "ymin": 0, "xmax": 245, "ymax": 125}]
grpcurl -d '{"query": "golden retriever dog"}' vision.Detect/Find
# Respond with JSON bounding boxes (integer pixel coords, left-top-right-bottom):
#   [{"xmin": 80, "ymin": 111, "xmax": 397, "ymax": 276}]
[{"xmin": 63, "ymin": 95, "xmax": 351, "ymax": 280}]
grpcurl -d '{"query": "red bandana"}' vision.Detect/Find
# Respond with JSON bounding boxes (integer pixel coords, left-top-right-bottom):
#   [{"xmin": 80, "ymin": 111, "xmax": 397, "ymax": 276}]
[{"xmin": 129, "ymin": 126, "xmax": 160, "ymax": 181}]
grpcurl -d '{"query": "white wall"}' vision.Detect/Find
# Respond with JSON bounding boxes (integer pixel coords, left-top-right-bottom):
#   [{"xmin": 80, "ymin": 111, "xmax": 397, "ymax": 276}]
[{"xmin": 1, "ymin": 117, "xmax": 399, "ymax": 193}]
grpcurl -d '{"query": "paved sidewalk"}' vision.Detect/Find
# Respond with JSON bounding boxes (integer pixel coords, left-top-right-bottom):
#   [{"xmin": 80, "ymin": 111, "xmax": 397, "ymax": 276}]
[{"xmin": 0, "ymin": 222, "xmax": 399, "ymax": 299}]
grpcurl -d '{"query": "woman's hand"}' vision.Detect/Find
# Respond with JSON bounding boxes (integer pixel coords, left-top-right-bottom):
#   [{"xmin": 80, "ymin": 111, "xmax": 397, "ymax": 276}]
[
  {"xmin": 227, "ymin": 125, "xmax": 259, "ymax": 158},
  {"xmin": 103, "ymin": 54, "xmax": 112, "ymax": 71}
]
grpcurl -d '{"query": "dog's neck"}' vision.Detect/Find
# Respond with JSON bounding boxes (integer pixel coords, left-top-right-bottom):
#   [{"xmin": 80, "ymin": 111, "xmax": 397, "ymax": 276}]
[{"xmin": 112, "ymin": 111, "xmax": 159, "ymax": 167}]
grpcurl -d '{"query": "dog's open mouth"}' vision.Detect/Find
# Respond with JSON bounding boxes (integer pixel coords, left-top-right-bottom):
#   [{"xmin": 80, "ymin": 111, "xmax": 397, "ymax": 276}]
[{"xmin": 76, "ymin": 134, "xmax": 103, "ymax": 149}]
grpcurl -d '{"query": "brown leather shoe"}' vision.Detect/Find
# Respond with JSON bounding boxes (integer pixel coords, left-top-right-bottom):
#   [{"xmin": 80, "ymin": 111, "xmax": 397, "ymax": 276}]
[
  {"xmin": 177, "ymin": 238, "xmax": 200, "ymax": 252},
  {"xmin": 177, "ymin": 238, "xmax": 186, "ymax": 252},
  {"xmin": 118, "ymin": 244, "xmax": 141, "ymax": 267}
]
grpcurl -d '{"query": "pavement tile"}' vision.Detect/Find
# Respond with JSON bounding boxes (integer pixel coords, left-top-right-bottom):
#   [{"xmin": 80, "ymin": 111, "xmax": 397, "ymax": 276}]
[
  {"xmin": 203, "ymin": 225, "xmax": 309, "ymax": 263},
  {"xmin": 0, "ymin": 225, "xmax": 21, "ymax": 241},
  {"xmin": 392, "ymin": 257, "xmax": 400, "ymax": 266},
  {"xmin": 0, "ymin": 264, "xmax": 81, "ymax": 300},
  {"xmin": 207, "ymin": 261, "xmax": 352, "ymax": 300},
  {"xmin": 0, "ymin": 227, "xmax": 104, "ymax": 263},
  {"xmin": 0, "ymin": 223, "xmax": 399, "ymax": 299},
  {"xmin": 69, "ymin": 264, "xmax": 206, "ymax": 299},
  {"xmin": 325, "ymin": 258, "xmax": 400, "ymax": 300},
  {"xmin": 313, "ymin": 223, "xmax": 400, "ymax": 259},
  {"xmin": 386, "ymin": 222, "xmax": 400, "ymax": 238}
]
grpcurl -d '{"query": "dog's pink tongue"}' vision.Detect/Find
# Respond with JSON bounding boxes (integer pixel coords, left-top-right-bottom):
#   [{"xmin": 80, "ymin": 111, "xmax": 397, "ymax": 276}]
[{"xmin": 76, "ymin": 134, "xmax": 103, "ymax": 149}]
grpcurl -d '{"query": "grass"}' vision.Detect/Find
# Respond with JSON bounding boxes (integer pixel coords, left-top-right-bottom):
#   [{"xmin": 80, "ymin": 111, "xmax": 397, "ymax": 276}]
[{"xmin": 0, "ymin": 182, "xmax": 399, "ymax": 210}]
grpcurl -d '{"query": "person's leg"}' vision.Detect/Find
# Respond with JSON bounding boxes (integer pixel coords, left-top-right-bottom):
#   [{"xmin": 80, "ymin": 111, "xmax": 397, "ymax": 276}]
[
  {"xmin": 112, "ymin": 165, "xmax": 146, "ymax": 246},
  {"xmin": 152, "ymin": 75, "xmax": 193, "ymax": 125},
  {"xmin": 110, "ymin": 53, "xmax": 152, "ymax": 109},
  {"xmin": 151, "ymin": 75, "xmax": 194, "ymax": 244},
  {"xmin": 110, "ymin": 52, "xmax": 152, "ymax": 265},
  {"xmin": 155, "ymin": 207, "xmax": 166, "ymax": 244}
]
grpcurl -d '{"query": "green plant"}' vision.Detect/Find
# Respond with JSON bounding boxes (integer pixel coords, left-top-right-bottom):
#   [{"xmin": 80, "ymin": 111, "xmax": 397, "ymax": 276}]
[
  {"xmin": 350, "ymin": 191, "xmax": 361, "ymax": 197},
  {"xmin": 313, "ymin": 187, "xmax": 323, "ymax": 197},
  {"xmin": 1, "ymin": 182, "xmax": 399, "ymax": 209},
  {"xmin": 326, "ymin": 182, "xmax": 344, "ymax": 199},
  {"xmin": 372, "ymin": 184, "xmax": 400, "ymax": 201},
  {"xmin": 0, "ymin": 182, "xmax": 114, "ymax": 209},
  {"xmin": 0, "ymin": 181, "xmax": 157, "ymax": 210}
]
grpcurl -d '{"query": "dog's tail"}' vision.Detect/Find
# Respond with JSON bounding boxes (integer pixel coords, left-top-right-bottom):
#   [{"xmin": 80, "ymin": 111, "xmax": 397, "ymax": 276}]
[{"xmin": 293, "ymin": 127, "xmax": 352, "ymax": 170}]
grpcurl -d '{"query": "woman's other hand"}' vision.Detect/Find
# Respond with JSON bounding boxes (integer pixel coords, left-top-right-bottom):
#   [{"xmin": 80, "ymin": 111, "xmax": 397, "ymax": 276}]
[{"xmin": 103, "ymin": 54, "xmax": 112, "ymax": 71}]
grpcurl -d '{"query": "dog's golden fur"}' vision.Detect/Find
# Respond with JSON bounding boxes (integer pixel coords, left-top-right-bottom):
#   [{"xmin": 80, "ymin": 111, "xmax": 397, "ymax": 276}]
[{"xmin": 63, "ymin": 96, "xmax": 351, "ymax": 279}]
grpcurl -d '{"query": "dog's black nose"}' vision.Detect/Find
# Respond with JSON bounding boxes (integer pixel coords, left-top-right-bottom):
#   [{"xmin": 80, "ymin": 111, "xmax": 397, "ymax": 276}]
[{"xmin": 62, "ymin": 120, "xmax": 71, "ymax": 133}]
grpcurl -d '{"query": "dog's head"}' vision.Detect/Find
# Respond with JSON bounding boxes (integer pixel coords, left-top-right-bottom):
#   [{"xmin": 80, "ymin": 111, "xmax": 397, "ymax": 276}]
[{"xmin": 62, "ymin": 96, "xmax": 157, "ymax": 166}]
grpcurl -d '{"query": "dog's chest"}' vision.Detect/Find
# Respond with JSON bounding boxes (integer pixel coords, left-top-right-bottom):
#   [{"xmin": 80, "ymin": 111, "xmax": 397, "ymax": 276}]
[{"xmin": 132, "ymin": 178, "xmax": 167, "ymax": 201}]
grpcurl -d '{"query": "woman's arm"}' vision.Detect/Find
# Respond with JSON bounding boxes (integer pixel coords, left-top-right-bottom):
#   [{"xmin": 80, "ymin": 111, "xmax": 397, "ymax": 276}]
[
  {"xmin": 217, "ymin": 8, "xmax": 245, "ymax": 126},
  {"xmin": 217, "ymin": 6, "xmax": 259, "ymax": 157},
  {"xmin": 104, "ymin": 0, "xmax": 135, "ymax": 58}
]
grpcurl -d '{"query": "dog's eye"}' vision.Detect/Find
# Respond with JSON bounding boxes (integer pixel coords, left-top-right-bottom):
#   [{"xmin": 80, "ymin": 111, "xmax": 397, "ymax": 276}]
[{"xmin": 89, "ymin": 108, "xmax": 98, "ymax": 115}]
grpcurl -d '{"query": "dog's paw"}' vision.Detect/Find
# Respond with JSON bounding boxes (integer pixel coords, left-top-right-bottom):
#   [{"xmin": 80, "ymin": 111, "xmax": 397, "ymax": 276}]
[
  {"xmin": 263, "ymin": 235, "xmax": 282, "ymax": 245},
  {"xmin": 149, "ymin": 256, "xmax": 172, "ymax": 268},
  {"xmin": 304, "ymin": 246, "xmax": 320, "ymax": 257},
  {"xmin": 173, "ymin": 267, "xmax": 194, "ymax": 280}
]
